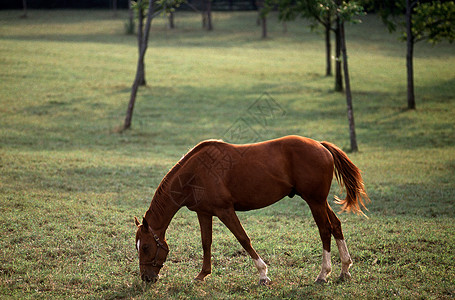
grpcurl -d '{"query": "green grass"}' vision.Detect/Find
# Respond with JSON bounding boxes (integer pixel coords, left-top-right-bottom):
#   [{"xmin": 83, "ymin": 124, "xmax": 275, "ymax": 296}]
[{"xmin": 1, "ymin": 9, "xmax": 454, "ymax": 299}]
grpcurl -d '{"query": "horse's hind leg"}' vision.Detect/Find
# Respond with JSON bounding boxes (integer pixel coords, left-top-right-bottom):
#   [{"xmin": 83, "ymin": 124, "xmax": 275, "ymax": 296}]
[
  {"xmin": 307, "ymin": 201, "xmax": 333, "ymax": 283},
  {"xmin": 327, "ymin": 207, "xmax": 353, "ymax": 281},
  {"xmin": 216, "ymin": 207, "xmax": 271, "ymax": 285}
]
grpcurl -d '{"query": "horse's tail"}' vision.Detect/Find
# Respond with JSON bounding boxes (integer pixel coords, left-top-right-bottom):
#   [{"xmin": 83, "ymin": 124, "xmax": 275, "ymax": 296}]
[{"xmin": 321, "ymin": 141, "xmax": 370, "ymax": 217}]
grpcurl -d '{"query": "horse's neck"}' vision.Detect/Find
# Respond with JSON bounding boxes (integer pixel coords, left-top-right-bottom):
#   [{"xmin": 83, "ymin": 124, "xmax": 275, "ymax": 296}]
[{"xmin": 145, "ymin": 193, "xmax": 180, "ymax": 237}]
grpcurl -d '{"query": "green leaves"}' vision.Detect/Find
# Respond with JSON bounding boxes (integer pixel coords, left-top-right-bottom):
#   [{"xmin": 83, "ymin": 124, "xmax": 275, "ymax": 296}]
[
  {"xmin": 337, "ymin": 1, "xmax": 366, "ymax": 23},
  {"xmin": 412, "ymin": 1, "xmax": 455, "ymax": 44},
  {"xmin": 131, "ymin": 0, "xmax": 185, "ymax": 17},
  {"xmin": 375, "ymin": 0, "xmax": 455, "ymax": 44},
  {"xmin": 271, "ymin": 0, "xmax": 365, "ymax": 27}
]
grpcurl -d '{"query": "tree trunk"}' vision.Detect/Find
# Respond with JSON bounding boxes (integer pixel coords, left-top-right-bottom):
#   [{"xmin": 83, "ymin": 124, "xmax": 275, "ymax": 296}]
[
  {"xmin": 126, "ymin": 0, "xmax": 135, "ymax": 34},
  {"xmin": 124, "ymin": 0, "xmax": 155, "ymax": 131},
  {"xmin": 207, "ymin": 0, "xmax": 213, "ymax": 31},
  {"xmin": 202, "ymin": 11, "xmax": 206, "ymax": 28},
  {"xmin": 202, "ymin": 0, "xmax": 207, "ymax": 29},
  {"xmin": 138, "ymin": 5, "xmax": 146, "ymax": 86},
  {"xmin": 124, "ymin": 70, "xmax": 142, "ymax": 131},
  {"xmin": 261, "ymin": 16, "xmax": 267, "ymax": 38},
  {"xmin": 21, "ymin": 0, "xmax": 27, "ymax": 18},
  {"xmin": 340, "ymin": 22, "xmax": 358, "ymax": 152},
  {"xmin": 335, "ymin": 17, "xmax": 343, "ymax": 91},
  {"xmin": 325, "ymin": 19, "xmax": 332, "ymax": 76},
  {"xmin": 112, "ymin": 0, "xmax": 118, "ymax": 17},
  {"xmin": 406, "ymin": 0, "xmax": 416, "ymax": 109},
  {"xmin": 256, "ymin": 0, "xmax": 267, "ymax": 38},
  {"xmin": 168, "ymin": 11, "xmax": 175, "ymax": 29},
  {"xmin": 202, "ymin": 0, "xmax": 213, "ymax": 30}
]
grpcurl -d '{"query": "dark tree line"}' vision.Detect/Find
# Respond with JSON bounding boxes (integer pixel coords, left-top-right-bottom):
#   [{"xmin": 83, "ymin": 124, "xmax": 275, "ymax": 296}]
[
  {"xmin": 2, "ymin": 0, "xmax": 129, "ymax": 9},
  {"xmin": 1, "ymin": 0, "xmax": 258, "ymax": 10}
]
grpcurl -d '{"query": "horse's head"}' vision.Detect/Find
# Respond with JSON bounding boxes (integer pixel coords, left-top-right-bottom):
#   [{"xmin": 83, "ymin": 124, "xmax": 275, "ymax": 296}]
[{"xmin": 134, "ymin": 217, "xmax": 169, "ymax": 283}]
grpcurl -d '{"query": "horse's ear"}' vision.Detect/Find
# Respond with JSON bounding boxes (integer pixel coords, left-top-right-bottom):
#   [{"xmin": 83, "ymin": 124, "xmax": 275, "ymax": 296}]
[
  {"xmin": 134, "ymin": 217, "xmax": 141, "ymax": 227},
  {"xmin": 142, "ymin": 217, "xmax": 149, "ymax": 231}
]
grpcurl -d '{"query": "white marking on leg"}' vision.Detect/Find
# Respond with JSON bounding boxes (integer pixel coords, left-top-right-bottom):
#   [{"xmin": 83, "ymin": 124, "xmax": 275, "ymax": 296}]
[
  {"xmin": 336, "ymin": 239, "xmax": 353, "ymax": 279},
  {"xmin": 253, "ymin": 258, "xmax": 270, "ymax": 284},
  {"xmin": 316, "ymin": 249, "xmax": 332, "ymax": 282}
]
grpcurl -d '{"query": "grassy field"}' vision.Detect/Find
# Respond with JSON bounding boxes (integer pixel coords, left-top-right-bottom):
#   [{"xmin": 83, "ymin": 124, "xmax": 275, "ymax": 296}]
[{"xmin": 1, "ymin": 9, "xmax": 454, "ymax": 299}]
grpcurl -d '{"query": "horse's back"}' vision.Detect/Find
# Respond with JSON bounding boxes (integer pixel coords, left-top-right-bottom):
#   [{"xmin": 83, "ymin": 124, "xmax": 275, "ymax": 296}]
[
  {"xmin": 201, "ymin": 136, "xmax": 332, "ymax": 208},
  {"xmin": 172, "ymin": 136, "xmax": 334, "ymax": 212},
  {"xmin": 261, "ymin": 136, "xmax": 334, "ymax": 199}
]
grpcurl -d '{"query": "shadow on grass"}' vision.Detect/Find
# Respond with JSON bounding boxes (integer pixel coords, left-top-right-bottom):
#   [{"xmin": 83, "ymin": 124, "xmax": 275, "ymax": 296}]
[
  {"xmin": 355, "ymin": 78, "xmax": 455, "ymax": 150},
  {"xmin": 367, "ymin": 183, "xmax": 454, "ymax": 218},
  {"xmin": 103, "ymin": 280, "xmax": 148, "ymax": 299}
]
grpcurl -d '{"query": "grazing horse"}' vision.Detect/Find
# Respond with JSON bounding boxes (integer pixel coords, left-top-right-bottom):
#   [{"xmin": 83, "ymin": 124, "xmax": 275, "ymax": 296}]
[{"xmin": 134, "ymin": 135, "xmax": 369, "ymax": 284}]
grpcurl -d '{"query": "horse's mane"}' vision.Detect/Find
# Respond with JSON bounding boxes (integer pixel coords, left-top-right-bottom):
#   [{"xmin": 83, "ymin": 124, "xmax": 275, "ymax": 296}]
[{"xmin": 149, "ymin": 139, "xmax": 223, "ymax": 214}]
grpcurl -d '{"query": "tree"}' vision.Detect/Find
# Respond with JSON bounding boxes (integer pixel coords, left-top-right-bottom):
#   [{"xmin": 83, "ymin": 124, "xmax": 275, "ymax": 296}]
[
  {"xmin": 202, "ymin": 0, "xmax": 213, "ymax": 30},
  {"xmin": 136, "ymin": 0, "xmax": 148, "ymax": 86},
  {"xmin": 272, "ymin": 0, "xmax": 344, "ymax": 89},
  {"xmin": 125, "ymin": 0, "xmax": 135, "ymax": 34},
  {"xmin": 405, "ymin": 0, "xmax": 455, "ymax": 109},
  {"xmin": 124, "ymin": 0, "xmax": 184, "ymax": 131},
  {"xmin": 334, "ymin": 13, "xmax": 343, "ymax": 91},
  {"xmin": 336, "ymin": 0, "xmax": 365, "ymax": 152},
  {"xmin": 257, "ymin": 0, "xmax": 270, "ymax": 38},
  {"xmin": 21, "ymin": 0, "xmax": 27, "ymax": 18},
  {"xmin": 124, "ymin": 0, "xmax": 155, "ymax": 131},
  {"xmin": 273, "ymin": 0, "xmax": 364, "ymax": 150},
  {"xmin": 405, "ymin": 0, "xmax": 416, "ymax": 109},
  {"xmin": 370, "ymin": 0, "xmax": 455, "ymax": 109},
  {"xmin": 168, "ymin": 11, "xmax": 175, "ymax": 29},
  {"xmin": 112, "ymin": 0, "xmax": 118, "ymax": 17},
  {"xmin": 340, "ymin": 20, "xmax": 358, "ymax": 151}
]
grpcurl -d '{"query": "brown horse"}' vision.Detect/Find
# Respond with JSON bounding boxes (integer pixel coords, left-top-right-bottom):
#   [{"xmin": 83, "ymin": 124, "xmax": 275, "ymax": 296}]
[{"xmin": 134, "ymin": 135, "xmax": 369, "ymax": 284}]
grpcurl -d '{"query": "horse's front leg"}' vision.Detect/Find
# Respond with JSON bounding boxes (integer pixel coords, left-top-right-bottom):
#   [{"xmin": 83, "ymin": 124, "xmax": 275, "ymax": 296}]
[
  {"xmin": 253, "ymin": 257, "xmax": 270, "ymax": 285},
  {"xmin": 216, "ymin": 208, "xmax": 271, "ymax": 285},
  {"xmin": 195, "ymin": 212, "xmax": 213, "ymax": 281}
]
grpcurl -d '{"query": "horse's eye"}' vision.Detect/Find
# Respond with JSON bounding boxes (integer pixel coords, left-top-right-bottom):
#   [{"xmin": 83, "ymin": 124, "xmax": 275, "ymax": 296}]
[{"xmin": 142, "ymin": 244, "xmax": 150, "ymax": 252}]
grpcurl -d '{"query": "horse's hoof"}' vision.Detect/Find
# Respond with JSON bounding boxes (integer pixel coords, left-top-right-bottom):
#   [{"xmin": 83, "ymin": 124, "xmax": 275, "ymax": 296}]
[
  {"xmin": 315, "ymin": 278, "xmax": 328, "ymax": 284},
  {"xmin": 259, "ymin": 277, "xmax": 271, "ymax": 286},
  {"xmin": 194, "ymin": 271, "xmax": 211, "ymax": 282},
  {"xmin": 338, "ymin": 272, "xmax": 351, "ymax": 282},
  {"xmin": 194, "ymin": 275, "xmax": 206, "ymax": 282}
]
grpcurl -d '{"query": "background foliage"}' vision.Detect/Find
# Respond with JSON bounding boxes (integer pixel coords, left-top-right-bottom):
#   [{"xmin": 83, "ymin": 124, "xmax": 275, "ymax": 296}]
[{"xmin": 0, "ymin": 0, "xmax": 130, "ymax": 9}]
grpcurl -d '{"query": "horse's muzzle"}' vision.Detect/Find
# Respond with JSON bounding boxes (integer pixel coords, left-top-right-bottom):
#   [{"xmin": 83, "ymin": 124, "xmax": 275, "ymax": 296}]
[{"xmin": 141, "ymin": 273, "xmax": 158, "ymax": 283}]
